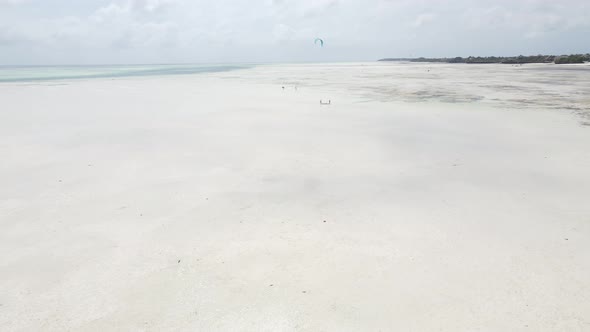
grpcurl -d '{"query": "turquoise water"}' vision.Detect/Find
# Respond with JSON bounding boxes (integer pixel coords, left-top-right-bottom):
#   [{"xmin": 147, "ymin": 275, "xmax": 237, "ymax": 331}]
[{"xmin": 0, "ymin": 64, "xmax": 249, "ymax": 82}]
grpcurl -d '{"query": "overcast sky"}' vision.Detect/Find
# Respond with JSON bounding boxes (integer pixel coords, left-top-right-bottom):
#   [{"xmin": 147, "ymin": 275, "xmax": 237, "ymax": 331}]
[{"xmin": 1, "ymin": 0, "xmax": 588, "ymax": 65}]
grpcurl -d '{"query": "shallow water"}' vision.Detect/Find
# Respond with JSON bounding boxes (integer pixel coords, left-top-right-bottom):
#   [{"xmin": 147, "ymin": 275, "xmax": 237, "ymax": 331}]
[
  {"xmin": 0, "ymin": 64, "xmax": 249, "ymax": 82},
  {"xmin": 230, "ymin": 62, "xmax": 590, "ymax": 119}
]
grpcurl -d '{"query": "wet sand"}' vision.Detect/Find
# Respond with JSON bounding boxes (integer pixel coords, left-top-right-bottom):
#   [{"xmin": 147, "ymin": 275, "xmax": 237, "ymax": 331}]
[{"xmin": 1, "ymin": 63, "xmax": 589, "ymax": 331}]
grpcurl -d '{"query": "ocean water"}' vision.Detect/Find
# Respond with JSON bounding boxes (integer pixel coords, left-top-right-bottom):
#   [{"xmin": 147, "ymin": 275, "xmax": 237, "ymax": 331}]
[{"xmin": 0, "ymin": 64, "xmax": 249, "ymax": 82}]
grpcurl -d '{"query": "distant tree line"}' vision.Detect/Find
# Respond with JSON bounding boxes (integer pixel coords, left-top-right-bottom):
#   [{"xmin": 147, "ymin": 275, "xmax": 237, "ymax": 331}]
[
  {"xmin": 554, "ymin": 54, "xmax": 590, "ymax": 64},
  {"xmin": 378, "ymin": 54, "xmax": 590, "ymax": 64}
]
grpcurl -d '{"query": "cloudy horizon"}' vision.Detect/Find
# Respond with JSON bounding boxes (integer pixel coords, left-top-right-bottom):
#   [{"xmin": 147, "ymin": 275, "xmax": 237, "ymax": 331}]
[{"xmin": 1, "ymin": 0, "xmax": 589, "ymax": 65}]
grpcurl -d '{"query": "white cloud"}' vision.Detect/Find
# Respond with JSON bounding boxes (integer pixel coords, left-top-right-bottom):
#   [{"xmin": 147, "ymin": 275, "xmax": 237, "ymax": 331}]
[
  {"xmin": 0, "ymin": 0, "xmax": 30, "ymax": 4},
  {"xmin": 273, "ymin": 23, "xmax": 295, "ymax": 42},
  {"xmin": 413, "ymin": 13, "xmax": 437, "ymax": 28},
  {"xmin": 131, "ymin": 0, "xmax": 177, "ymax": 12},
  {"xmin": 0, "ymin": 0, "xmax": 589, "ymax": 64},
  {"xmin": 92, "ymin": 3, "xmax": 129, "ymax": 22}
]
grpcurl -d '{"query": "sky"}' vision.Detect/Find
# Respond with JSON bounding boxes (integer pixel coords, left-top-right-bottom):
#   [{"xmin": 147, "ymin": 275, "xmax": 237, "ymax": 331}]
[{"xmin": 0, "ymin": 0, "xmax": 589, "ymax": 65}]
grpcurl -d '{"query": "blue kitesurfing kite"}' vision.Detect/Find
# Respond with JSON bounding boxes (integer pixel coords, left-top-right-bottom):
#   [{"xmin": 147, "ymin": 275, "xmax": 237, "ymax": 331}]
[{"xmin": 315, "ymin": 38, "xmax": 324, "ymax": 47}]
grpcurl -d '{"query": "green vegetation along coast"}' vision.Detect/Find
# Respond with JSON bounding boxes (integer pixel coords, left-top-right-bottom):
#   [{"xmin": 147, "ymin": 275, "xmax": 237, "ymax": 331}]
[{"xmin": 379, "ymin": 54, "xmax": 590, "ymax": 64}]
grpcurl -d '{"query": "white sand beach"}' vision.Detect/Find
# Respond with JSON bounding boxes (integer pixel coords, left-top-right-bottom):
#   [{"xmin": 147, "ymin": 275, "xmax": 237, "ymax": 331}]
[{"xmin": 1, "ymin": 63, "xmax": 590, "ymax": 331}]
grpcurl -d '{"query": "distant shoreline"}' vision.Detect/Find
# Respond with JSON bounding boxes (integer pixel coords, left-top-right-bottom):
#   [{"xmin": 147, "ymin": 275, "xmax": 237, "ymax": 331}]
[{"xmin": 378, "ymin": 54, "xmax": 590, "ymax": 65}]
